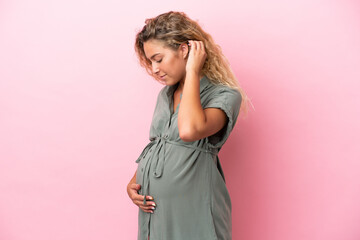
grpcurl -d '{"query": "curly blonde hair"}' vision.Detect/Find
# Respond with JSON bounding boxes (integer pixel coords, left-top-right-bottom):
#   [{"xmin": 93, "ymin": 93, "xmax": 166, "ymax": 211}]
[{"xmin": 134, "ymin": 11, "xmax": 252, "ymax": 116}]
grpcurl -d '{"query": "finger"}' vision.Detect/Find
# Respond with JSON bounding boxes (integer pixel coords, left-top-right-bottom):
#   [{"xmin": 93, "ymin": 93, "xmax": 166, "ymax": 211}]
[
  {"xmin": 197, "ymin": 41, "xmax": 203, "ymax": 53},
  {"xmin": 188, "ymin": 40, "xmax": 193, "ymax": 53},
  {"xmin": 135, "ymin": 201, "xmax": 156, "ymax": 213},
  {"xmin": 193, "ymin": 40, "xmax": 199, "ymax": 51},
  {"xmin": 133, "ymin": 199, "xmax": 156, "ymax": 206},
  {"xmin": 188, "ymin": 40, "xmax": 193, "ymax": 48},
  {"xmin": 128, "ymin": 187, "xmax": 141, "ymax": 195},
  {"xmin": 135, "ymin": 201, "xmax": 156, "ymax": 209},
  {"xmin": 142, "ymin": 204, "xmax": 156, "ymax": 210},
  {"xmin": 129, "ymin": 183, "xmax": 141, "ymax": 190},
  {"xmin": 141, "ymin": 208, "xmax": 154, "ymax": 213},
  {"xmin": 199, "ymin": 41, "xmax": 204, "ymax": 51},
  {"xmin": 134, "ymin": 184, "xmax": 141, "ymax": 190},
  {"xmin": 133, "ymin": 193, "xmax": 154, "ymax": 202},
  {"xmin": 133, "ymin": 194, "xmax": 146, "ymax": 201},
  {"xmin": 135, "ymin": 202, "xmax": 154, "ymax": 213},
  {"xmin": 146, "ymin": 201, "xmax": 157, "ymax": 207},
  {"xmin": 190, "ymin": 40, "xmax": 196, "ymax": 51}
]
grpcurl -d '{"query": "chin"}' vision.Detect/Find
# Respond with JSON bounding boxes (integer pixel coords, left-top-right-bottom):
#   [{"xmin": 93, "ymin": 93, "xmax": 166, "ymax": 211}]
[
  {"xmin": 163, "ymin": 79, "xmax": 178, "ymax": 86},
  {"xmin": 156, "ymin": 76, "xmax": 179, "ymax": 86}
]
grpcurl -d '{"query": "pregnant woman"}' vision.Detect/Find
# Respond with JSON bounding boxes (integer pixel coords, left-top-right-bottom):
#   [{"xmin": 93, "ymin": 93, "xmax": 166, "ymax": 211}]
[{"xmin": 127, "ymin": 11, "xmax": 249, "ymax": 240}]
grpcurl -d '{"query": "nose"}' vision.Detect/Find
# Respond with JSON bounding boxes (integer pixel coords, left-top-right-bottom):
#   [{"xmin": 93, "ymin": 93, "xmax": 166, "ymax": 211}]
[{"xmin": 152, "ymin": 63, "xmax": 160, "ymax": 74}]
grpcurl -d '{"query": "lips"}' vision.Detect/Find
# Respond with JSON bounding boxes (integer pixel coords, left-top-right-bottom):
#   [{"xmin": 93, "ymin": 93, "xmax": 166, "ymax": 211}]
[{"xmin": 160, "ymin": 74, "xmax": 166, "ymax": 79}]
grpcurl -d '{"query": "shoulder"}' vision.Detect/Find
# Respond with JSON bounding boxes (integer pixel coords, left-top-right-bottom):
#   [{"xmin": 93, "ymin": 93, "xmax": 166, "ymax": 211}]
[
  {"xmin": 202, "ymin": 76, "xmax": 241, "ymax": 99},
  {"xmin": 155, "ymin": 85, "xmax": 169, "ymax": 101},
  {"xmin": 206, "ymin": 84, "xmax": 242, "ymax": 106}
]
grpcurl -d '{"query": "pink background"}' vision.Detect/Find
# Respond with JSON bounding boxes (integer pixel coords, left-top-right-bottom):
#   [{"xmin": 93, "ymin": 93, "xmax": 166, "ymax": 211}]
[{"xmin": 1, "ymin": 0, "xmax": 360, "ymax": 239}]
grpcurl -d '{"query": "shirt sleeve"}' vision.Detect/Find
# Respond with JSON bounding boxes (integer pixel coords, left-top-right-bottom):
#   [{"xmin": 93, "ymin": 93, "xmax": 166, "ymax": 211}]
[{"xmin": 203, "ymin": 87, "xmax": 242, "ymax": 149}]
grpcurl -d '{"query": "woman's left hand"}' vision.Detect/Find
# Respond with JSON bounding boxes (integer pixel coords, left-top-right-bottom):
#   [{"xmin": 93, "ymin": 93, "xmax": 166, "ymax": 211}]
[{"xmin": 185, "ymin": 40, "xmax": 207, "ymax": 77}]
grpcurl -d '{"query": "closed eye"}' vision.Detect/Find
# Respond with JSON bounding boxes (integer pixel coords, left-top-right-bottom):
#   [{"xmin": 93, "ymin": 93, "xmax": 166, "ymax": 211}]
[{"xmin": 156, "ymin": 59, "xmax": 162, "ymax": 63}]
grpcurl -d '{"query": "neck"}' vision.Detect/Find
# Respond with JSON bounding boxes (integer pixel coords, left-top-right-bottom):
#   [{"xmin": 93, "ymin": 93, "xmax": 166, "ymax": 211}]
[
  {"xmin": 177, "ymin": 74, "xmax": 203, "ymax": 93},
  {"xmin": 177, "ymin": 80, "xmax": 184, "ymax": 92}
]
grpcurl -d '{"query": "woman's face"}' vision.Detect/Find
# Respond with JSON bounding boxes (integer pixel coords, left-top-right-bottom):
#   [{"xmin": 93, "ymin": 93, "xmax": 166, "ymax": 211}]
[{"xmin": 143, "ymin": 39, "xmax": 188, "ymax": 85}]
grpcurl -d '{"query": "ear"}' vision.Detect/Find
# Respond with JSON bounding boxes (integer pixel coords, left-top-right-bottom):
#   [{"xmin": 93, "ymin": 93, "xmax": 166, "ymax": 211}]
[{"xmin": 180, "ymin": 43, "xmax": 189, "ymax": 59}]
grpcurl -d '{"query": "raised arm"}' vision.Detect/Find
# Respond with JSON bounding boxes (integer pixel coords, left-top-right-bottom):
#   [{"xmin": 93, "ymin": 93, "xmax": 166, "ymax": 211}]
[{"xmin": 178, "ymin": 40, "xmax": 227, "ymax": 142}]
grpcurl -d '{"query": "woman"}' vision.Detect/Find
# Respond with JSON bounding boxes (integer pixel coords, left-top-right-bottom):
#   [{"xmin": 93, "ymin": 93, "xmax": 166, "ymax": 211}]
[{"xmin": 127, "ymin": 11, "xmax": 249, "ymax": 240}]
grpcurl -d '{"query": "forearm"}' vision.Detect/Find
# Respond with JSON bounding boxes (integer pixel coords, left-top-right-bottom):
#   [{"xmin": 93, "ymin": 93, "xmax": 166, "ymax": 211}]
[{"xmin": 178, "ymin": 72, "xmax": 206, "ymax": 139}]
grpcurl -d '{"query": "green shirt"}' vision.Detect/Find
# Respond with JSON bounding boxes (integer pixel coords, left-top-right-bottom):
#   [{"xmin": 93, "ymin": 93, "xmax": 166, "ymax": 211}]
[{"xmin": 135, "ymin": 75, "xmax": 242, "ymax": 240}]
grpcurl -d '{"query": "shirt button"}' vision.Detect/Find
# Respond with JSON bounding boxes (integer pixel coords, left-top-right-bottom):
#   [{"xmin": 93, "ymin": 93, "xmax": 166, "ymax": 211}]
[
  {"xmin": 141, "ymin": 168, "xmax": 144, "ymax": 172},
  {"xmin": 149, "ymin": 149, "xmax": 152, "ymax": 152}
]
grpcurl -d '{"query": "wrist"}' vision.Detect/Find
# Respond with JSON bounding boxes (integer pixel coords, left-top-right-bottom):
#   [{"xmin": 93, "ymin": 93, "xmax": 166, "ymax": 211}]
[
  {"xmin": 185, "ymin": 70, "xmax": 201, "ymax": 80},
  {"xmin": 128, "ymin": 179, "xmax": 135, "ymax": 187}
]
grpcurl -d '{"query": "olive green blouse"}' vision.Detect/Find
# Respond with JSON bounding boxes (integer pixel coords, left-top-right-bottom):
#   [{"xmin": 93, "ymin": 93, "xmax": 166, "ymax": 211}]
[{"xmin": 135, "ymin": 75, "xmax": 242, "ymax": 240}]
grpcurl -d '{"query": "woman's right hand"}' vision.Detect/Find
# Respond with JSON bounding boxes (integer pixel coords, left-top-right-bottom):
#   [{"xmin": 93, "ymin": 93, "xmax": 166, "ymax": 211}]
[{"xmin": 127, "ymin": 182, "xmax": 156, "ymax": 213}]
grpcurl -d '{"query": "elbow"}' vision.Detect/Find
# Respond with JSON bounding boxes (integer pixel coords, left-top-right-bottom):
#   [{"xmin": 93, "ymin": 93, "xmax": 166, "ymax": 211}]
[{"xmin": 179, "ymin": 127, "xmax": 197, "ymax": 142}]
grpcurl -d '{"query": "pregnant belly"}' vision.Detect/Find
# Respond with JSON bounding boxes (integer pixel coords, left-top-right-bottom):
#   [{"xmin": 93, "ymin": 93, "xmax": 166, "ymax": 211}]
[{"xmin": 139, "ymin": 148, "xmax": 210, "ymax": 200}]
